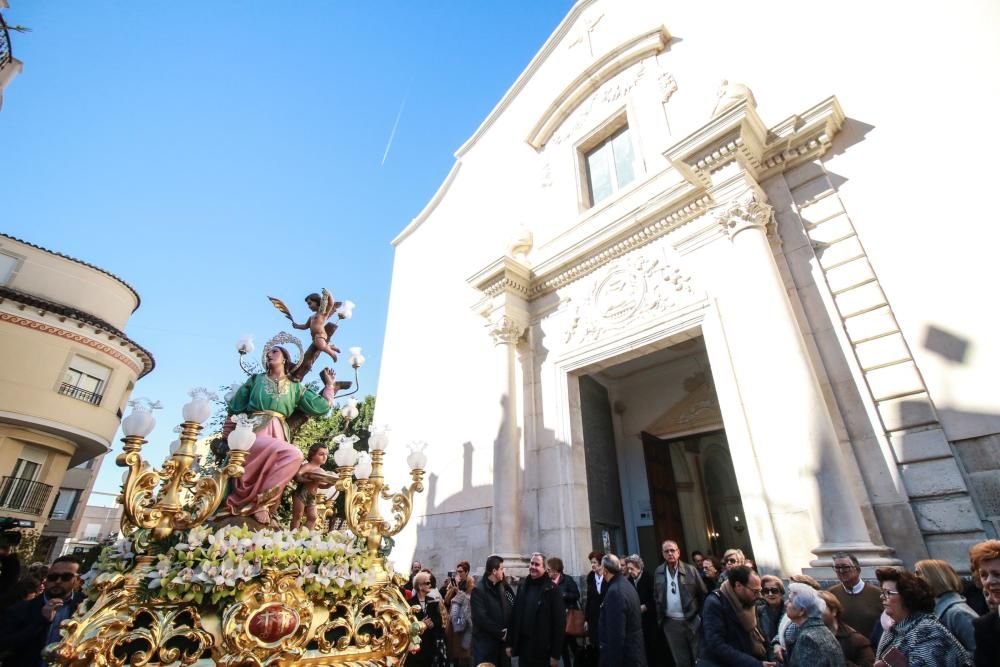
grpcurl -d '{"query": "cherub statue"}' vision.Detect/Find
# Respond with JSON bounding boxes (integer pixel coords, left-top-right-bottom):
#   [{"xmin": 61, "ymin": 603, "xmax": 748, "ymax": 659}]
[
  {"xmin": 268, "ymin": 289, "xmax": 346, "ymax": 380},
  {"xmin": 290, "ymin": 443, "xmax": 338, "ymax": 530}
]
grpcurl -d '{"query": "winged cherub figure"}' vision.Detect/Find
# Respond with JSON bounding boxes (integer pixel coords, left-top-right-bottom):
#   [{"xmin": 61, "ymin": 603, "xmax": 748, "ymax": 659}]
[{"xmin": 269, "ymin": 289, "xmax": 341, "ymax": 364}]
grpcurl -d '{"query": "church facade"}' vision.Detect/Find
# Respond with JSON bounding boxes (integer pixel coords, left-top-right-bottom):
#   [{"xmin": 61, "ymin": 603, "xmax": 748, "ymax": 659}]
[{"xmin": 375, "ymin": 0, "xmax": 1000, "ymax": 577}]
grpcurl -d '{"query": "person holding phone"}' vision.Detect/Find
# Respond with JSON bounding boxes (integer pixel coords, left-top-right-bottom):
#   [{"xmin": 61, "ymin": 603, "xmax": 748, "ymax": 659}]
[
  {"xmin": 872, "ymin": 568, "xmax": 971, "ymax": 667},
  {"xmin": 0, "ymin": 554, "xmax": 85, "ymax": 667}
]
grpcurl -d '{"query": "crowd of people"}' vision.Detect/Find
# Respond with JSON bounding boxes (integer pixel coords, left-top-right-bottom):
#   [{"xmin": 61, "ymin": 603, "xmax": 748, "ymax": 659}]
[
  {"xmin": 403, "ymin": 539, "xmax": 1000, "ymax": 667},
  {"xmin": 1, "ymin": 534, "xmax": 1000, "ymax": 666}
]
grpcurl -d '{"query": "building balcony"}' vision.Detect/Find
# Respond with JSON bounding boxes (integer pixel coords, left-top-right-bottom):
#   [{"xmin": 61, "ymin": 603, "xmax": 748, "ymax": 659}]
[
  {"xmin": 58, "ymin": 383, "xmax": 103, "ymax": 406},
  {"xmin": 0, "ymin": 475, "xmax": 53, "ymax": 516}
]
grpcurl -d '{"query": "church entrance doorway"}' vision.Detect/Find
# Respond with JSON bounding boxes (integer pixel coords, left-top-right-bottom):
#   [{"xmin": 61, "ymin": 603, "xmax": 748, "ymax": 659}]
[{"xmin": 640, "ymin": 430, "xmax": 754, "ymax": 568}]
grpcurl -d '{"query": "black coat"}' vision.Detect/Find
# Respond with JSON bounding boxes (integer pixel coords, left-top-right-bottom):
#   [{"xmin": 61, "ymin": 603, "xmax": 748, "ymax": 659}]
[
  {"xmin": 471, "ymin": 578, "xmax": 512, "ymax": 667},
  {"xmin": 508, "ymin": 574, "xmax": 566, "ymax": 664},
  {"xmin": 698, "ymin": 590, "xmax": 766, "ymax": 667},
  {"xmin": 585, "ymin": 571, "xmax": 607, "ymax": 646},
  {"xmin": 631, "ymin": 570, "xmax": 660, "ymax": 665},
  {"xmin": 973, "ymin": 610, "xmax": 1000, "ymax": 667},
  {"xmin": 598, "ymin": 575, "xmax": 647, "ymax": 667},
  {"xmin": 410, "ymin": 593, "xmax": 445, "ymax": 667},
  {"xmin": 0, "ymin": 592, "xmax": 85, "ymax": 667}
]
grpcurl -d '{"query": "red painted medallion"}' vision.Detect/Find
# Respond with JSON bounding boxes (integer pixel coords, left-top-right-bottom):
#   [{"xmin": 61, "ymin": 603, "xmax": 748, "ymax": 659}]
[{"xmin": 248, "ymin": 604, "xmax": 299, "ymax": 643}]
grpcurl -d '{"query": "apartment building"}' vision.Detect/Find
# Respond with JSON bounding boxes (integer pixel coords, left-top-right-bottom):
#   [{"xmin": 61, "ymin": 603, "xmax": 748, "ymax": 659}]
[{"xmin": 0, "ymin": 234, "xmax": 153, "ymax": 557}]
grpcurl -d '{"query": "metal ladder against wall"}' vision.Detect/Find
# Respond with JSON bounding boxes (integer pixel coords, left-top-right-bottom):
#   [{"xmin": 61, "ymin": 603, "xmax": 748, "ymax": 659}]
[{"xmin": 781, "ymin": 161, "xmax": 988, "ymax": 561}]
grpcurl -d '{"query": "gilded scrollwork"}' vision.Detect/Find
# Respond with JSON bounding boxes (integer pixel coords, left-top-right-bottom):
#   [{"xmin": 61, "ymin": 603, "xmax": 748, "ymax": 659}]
[
  {"xmin": 217, "ymin": 572, "xmax": 313, "ymax": 667},
  {"xmin": 48, "ymin": 589, "xmax": 213, "ymax": 667}
]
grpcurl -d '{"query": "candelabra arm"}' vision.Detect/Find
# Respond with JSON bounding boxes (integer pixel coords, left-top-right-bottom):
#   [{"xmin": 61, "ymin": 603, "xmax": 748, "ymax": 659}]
[
  {"xmin": 116, "ymin": 424, "xmax": 248, "ymax": 542},
  {"xmin": 116, "ymin": 435, "xmax": 169, "ymax": 535},
  {"xmin": 378, "ymin": 469, "xmax": 425, "ymax": 539}
]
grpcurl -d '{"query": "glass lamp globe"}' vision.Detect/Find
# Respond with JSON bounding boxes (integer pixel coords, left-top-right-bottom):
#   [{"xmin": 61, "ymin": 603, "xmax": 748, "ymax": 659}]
[
  {"xmin": 122, "ymin": 403, "xmax": 157, "ymax": 438},
  {"xmin": 369, "ymin": 426, "xmax": 389, "ymax": 452},
  {"xmin": 340, "ymin": 398, "xmax": 359, "ymax": 421},
  {"xmin": 227, "ymin": 415, "xmax": 257, "ymax": 451},
  {"xmin": 355, "ymin": 452, "xmax": 373, "ymax": 480},
  {"xmin": 333, "ymin": 439, "xmax": 360, "ymax": 468},
  {"xmin": 349, "ymin": 347, "xmax": 365, "ymax": 369},
  {"xmin": 182, "ymin": 388, "xmax": 216, "ymax": 423}
]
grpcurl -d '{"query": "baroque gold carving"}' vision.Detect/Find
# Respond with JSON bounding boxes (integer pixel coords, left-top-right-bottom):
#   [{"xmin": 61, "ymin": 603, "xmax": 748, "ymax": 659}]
[
  {"xmin": 48, "ymin": 591, "xmax": 214, "ymax": 667},
  {"xmin": 218, "ymin": 572, "xmax": 313, "ymax": 667}
]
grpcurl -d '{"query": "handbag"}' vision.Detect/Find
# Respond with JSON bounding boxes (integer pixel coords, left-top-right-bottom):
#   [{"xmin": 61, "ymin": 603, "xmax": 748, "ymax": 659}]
[{"xmin": 565, "ymin": 607, "xmax": 586, "ymax": 637}]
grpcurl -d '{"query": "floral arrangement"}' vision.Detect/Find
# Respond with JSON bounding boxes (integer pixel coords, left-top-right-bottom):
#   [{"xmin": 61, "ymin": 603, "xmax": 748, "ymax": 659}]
[{"xmin": 85, "ymin": 525, "xmax": 383, "ymax": 605}]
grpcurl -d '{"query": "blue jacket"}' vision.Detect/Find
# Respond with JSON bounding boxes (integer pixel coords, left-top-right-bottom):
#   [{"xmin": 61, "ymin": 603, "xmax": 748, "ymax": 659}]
[
  {"xmin": 698, "ymin": 590, "xmax": 766, "ymax": 667},
  {"xmin": 598, "ymin": 575, "xmax": 647, "ymax": 667}
]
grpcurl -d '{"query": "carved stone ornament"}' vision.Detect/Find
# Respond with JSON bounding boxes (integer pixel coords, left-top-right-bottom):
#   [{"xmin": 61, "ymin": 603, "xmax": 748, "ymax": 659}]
[
  {"xmin": 564, "ymin": 245, "xmax": 695, "ymax": 344},
  {"xmin": 658, "ymin": 71, "xmax": 678, "ymax": 104},
  {"xmin": 716, "ymin": 192, "xmax": 774, "ymax": 240},
  {"xmin": 711, "ymin": 79, "xmax": 757, "ymax": 118},
  {"xmin": 489, "ymin": 315, "xmax": 526, "ymax": 346},
  {"xmin": 551, "ymin": 63, "xmax": 646, "ymax": 145}
]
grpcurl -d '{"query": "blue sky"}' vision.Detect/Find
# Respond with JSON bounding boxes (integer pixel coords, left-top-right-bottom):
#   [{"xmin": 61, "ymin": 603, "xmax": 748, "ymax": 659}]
[{"xmin": 2, "ymin": 1, "xmax": 574, "ymax": 501}]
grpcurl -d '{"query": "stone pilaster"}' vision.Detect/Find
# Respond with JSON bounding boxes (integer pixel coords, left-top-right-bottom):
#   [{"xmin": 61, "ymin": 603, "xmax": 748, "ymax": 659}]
[{"xmin": 707, "ymin": 182, "xmax": 898, "ymax": 572}]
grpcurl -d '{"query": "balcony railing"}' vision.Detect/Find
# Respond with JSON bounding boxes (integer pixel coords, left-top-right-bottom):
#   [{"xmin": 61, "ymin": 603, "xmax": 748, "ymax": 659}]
[
  {"xmin": 59, "ymin": 383, "xmax": 103, "ymax": 405},
  {"xmin": 0, "ymin": 476, "xmax": 53, "ymax": 516},
  {"xmin": 0, "ymin": 10, "xmax": 12, "ymax": 69}
]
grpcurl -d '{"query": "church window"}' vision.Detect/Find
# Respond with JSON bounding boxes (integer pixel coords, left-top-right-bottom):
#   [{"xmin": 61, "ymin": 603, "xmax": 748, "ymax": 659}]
[{"xmin": 584, "ymin": 125, "xmax": 636, "ymax": 206}]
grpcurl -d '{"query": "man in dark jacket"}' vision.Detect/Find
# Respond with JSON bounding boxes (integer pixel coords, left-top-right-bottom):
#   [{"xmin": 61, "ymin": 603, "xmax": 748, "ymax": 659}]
[
  {"xmin": 507, "ymin": 552, "xmax": 565, "ymax": 667},
  {"xmin": 598, "ymin": 554, "xmax": 646, "ymax": 667},
  {"xmin": 698, "ymin": 565, "xmax": 775, "ymax": 667},
  {"xmin": 0, "ymin": 554, "xmax": 84, "ymax": 667},
  {"xmin": 471, "ymin": 554, "xmax": 512, "ymax": 667}
]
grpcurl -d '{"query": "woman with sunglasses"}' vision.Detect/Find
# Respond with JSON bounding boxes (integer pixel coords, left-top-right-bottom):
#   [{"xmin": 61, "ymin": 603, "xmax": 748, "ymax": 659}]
[
  {"xmin": 818, "ymin": 590, "xmax": 874, "ymax": 667},
  {"xmin": 701, "ymin": 556, "xmax": 722, "ymax": 593},
  {"xmin": 872, "ymin": 568, "xmax": 970, "ymax": 667},
  {"xmin": 755, "ymin": 575, "xmax": 785, "ymax": 656},
  {"xmin": 409, "ymin": 570, "xmax": 447, "ymax": 667}
]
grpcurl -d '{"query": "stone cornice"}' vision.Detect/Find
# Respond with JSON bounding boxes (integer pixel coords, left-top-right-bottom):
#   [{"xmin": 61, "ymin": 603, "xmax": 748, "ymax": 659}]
[
  {"xmin": 665, "ymin": 96, "xmax": 845, "ymax": 185},
  {"xmin": 467, "ymin": 255, "xmax": 532, "ymax": 300},
  {"xmin": 467, "ymin": 96, "xmax": 844, "ymax": 304},
  {"xmin": 526, "ymin": 27, "xmax": 671, "ymax": 150}
]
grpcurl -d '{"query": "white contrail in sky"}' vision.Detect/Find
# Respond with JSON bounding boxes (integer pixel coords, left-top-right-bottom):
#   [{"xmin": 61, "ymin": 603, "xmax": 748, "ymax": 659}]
[{"xmin": 380, "ymin": 91, "xmax": 409, "ymax": 167}]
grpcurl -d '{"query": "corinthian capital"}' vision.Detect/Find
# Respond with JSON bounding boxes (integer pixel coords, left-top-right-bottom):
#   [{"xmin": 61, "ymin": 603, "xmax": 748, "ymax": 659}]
[
  {"xmin": 488, "ymin": 315, "xmax": 525, "ymax": 346},
  {"xmin": 716, "ymin": 192, "xmax": 774, "ymax": 240}
]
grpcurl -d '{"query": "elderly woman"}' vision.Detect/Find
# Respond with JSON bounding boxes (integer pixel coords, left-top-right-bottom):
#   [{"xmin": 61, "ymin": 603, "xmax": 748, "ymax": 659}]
[
  {"xmin": 755, "ymin": 575, "xmax": 785, "ymax": 652},
  {"xmin": 914, "ymin": 559, "xmax": 978, "ymax": 654},
  {"xmin": 781, "ymin": 582, "xmax": 845, "ymax": 666},
  {"xmin": 818, "ymin": 590, "xmax": 874, "ymax": 667},
  {"xmin": 719, "ymin": 548, "xmax": 746, "ymax": 584},
  {"xmin": 410, "ymin": 570, "xmax": 446, "ymax": 667},
  {"xmin": 873, "ymin": 568, "xmax": 971, "ymax": 667}
]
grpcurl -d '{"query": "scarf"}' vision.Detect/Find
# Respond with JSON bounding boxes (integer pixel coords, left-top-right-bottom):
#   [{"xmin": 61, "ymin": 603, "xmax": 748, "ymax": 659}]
[{"xmin": 720, "ymin": 580, "xmax": 767, "ymax": 658}]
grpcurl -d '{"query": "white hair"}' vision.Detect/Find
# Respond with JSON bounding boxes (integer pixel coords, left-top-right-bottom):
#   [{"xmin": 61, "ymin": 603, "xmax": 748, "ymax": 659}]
[{"xmin": 787, "ymin": 582, "xmax": 827, "ymax": 618}]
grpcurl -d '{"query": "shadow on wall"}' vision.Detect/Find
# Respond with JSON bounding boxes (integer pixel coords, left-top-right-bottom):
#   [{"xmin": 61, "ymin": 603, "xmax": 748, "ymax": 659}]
[{"xmin": 407, "ymin": 332, "xmax": 601, "ymax": 582}]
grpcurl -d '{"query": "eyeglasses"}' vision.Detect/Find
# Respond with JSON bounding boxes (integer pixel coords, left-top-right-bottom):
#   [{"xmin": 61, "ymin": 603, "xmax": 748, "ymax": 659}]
[
  {"xmin": 762, "ymin": 587, "xmax": 782, "ymax": 596},
  {"xmin": 833, "ymin": 565, "xmax": 857, "ymax": 572},
  {"xmin": 725, "ymin": 557, "xmax": 739, "ymax": 564},
  {"xmin": 748, "ymin": 586, "xmax": 763, "ymax": 596},
  {"xmin": 46, "ymin": 572, "xmax": 76, "ymax": 583},
  {"xmin": 879, "ymin": 590, "xmax": 901, "ymax": 599},
  {"xmin": 670, "ymin": 582, "xmax": 677, "ymax": 595}
]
